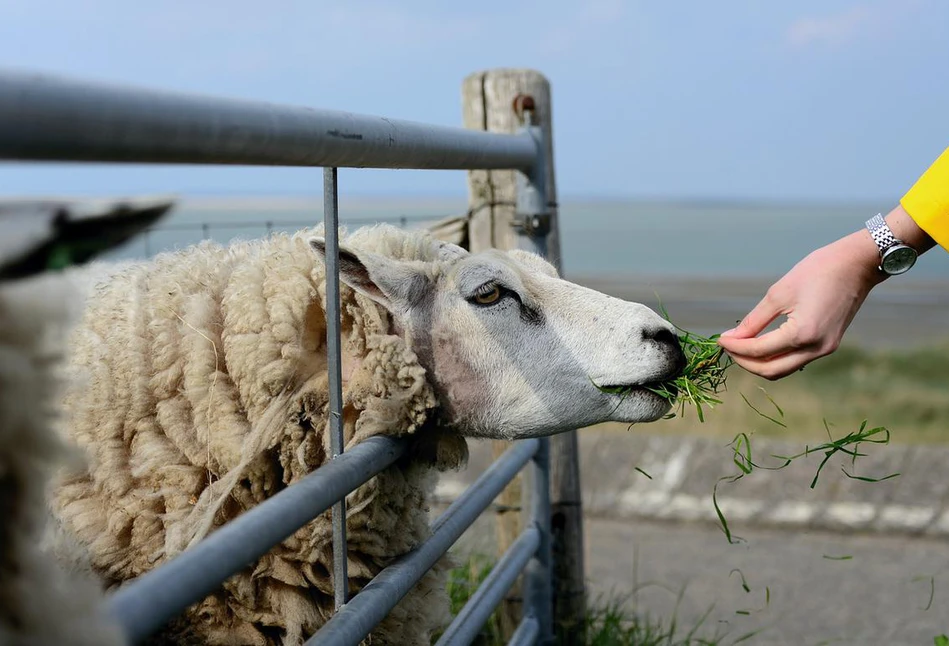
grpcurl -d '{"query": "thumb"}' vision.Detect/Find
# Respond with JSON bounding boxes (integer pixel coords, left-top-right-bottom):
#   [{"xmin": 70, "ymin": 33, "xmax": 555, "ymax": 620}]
[{"xmin": 720, "ymin": 294, "xmax": 782, "ymax": 341}]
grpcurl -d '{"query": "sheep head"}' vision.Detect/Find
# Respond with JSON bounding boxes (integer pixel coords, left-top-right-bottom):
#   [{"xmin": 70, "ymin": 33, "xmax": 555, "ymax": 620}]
[{"xmin": 309, "ymin": 237, "xmax": 685, "ymax": 440}]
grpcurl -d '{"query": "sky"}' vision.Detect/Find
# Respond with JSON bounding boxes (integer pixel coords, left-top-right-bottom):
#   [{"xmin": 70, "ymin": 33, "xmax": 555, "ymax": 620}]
[{"xmin": 1, "ymin": 0, "xmax": 947, "ymax": 202}]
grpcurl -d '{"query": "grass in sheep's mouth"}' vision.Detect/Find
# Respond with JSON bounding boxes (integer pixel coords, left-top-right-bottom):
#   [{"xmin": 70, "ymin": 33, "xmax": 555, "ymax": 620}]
[
  {"xmin": 648, "ymin": 328, "xmax": 731, "ymax": 423},
  {"xmin": 593, "ymin": 303, "xmax": 732, "ymax": 422}
]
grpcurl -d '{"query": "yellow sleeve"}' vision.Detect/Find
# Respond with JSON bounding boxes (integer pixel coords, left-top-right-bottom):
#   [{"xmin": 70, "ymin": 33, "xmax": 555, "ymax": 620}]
[{"xmin": 901, "ymin": 146, "xmax": 949, "ymax": 251}]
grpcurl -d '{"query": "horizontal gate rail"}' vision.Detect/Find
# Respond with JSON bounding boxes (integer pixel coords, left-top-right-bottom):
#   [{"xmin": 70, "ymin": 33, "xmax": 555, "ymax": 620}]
[
  {"xmin": 143, "ymin": 214, "xmax": 437, "ymax": 232},
  {"xmin": 308, "ymin": 438, "xmax": 540, "ymax": 646},
  {"xmin": 435, "ymin": 526, "xmax": 541, "ymax": 646},
  {"xmin": 0, "ymin": 71, "xmax": 537, "ymax": 170},
  {"xmin": 105, "ymin": 435, "xmax": 410, "ymax": 643}
]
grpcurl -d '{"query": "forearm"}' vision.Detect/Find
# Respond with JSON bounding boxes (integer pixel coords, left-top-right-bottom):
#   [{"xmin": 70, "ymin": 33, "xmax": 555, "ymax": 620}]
[{"xmin": 885, "ymin": 204, "xmax": 937, "ymax": 254}]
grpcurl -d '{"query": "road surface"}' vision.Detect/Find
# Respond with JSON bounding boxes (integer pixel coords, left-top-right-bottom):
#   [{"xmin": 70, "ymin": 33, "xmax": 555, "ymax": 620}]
[{"xmin": 452, "ymin": 514, "xmax": 949, "ymax": 645}]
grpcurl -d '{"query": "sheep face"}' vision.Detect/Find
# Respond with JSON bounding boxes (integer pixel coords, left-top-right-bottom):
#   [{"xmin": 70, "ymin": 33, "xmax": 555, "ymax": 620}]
[{"xmin": 309, "ymin": 238, "xmax": 685, "ymax": 440}]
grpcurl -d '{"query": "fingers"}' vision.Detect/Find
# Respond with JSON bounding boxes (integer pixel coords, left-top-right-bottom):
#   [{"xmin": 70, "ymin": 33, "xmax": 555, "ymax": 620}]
[
  {"xmin": 721, "ymin": 292, "xmax": 783, "ymax": 340},
  {"xmin": 717, "ymin": 326, "xmax": 804, "ymax": 359},
  {"xmin": 727, "ymin": 349, "xmax": 815, "ymax": 381},
  {"xmin": 720, "ymin": 318, "xmax": 830, "ymax": 380},
  {"xmin": 717, "ymin": 284, "xmax": 816, "ymax": 380},
  {"xmin": 718, "ymin": 288, "xmax": 804, "ymax": 361}
]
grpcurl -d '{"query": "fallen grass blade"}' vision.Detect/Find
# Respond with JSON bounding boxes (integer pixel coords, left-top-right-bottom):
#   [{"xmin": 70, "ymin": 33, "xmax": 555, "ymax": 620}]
[
  {"xmin": 712, "ymin": 424, "xmax": 894, "ymax": 540},
  {"xmin": 757, "ymin": 386, "xmax": 784, "ymax": 418},
  {"xmin": 712, "ymin": 474, "xmax": 745, "ymax": 544},
  {"xmin": 913, "ymin": 575, "xmax": 936, "ymax": 611},
  {"xmin": 739, "ymin": 393, "xmax": 787, "ymax": 428},
  {"xmin": 729, "ymin": 568, "xmax": 751, "ymax": 593},
  {"xmin": 773, "ymin": 423, "xmax": 896, "ymax": 489},
  {"xmin": 841, "ymin": 468, "xmax": 900, "ymax": 483},
  {"xmin": 729, "ymin": 568, "xmax": 770, "ymax": 616}
]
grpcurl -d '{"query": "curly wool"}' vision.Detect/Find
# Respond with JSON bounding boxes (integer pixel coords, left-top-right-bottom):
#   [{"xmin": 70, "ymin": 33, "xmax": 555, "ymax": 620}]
[
  {"xmin": 50, "ymin": 224, "xmax": 469, "ymax": 645},
  {"xmin": 0, "ymin": 273, "xmax": 125, "ymax": 646}
]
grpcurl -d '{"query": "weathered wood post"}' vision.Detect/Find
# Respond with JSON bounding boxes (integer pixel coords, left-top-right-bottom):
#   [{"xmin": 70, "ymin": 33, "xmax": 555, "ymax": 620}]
[{"xmin": 462, "ymin": 68, "xmax": 586, "ymax": 644}]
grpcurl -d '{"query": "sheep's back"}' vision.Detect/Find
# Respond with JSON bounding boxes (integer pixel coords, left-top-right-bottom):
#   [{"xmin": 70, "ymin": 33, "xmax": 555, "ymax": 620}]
[{"xmin": 51, "ymin": 230, "xmax": 464, "ymax": 645}]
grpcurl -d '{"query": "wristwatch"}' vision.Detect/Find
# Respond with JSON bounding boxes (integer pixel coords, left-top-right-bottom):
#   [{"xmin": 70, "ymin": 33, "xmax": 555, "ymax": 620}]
[{"xmin": 865, "ymin": 214, "xmax": 918, "ymax": 275}]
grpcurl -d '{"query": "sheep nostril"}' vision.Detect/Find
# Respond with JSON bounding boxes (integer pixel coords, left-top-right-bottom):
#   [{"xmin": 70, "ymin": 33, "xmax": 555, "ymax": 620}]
[
  {"xmin": 642, "ymin": 327, "xmax": 687, "ymax": 376},
  {"xmin": 643, "ymin": 326, "xmax": 677, "ymax": 345}
]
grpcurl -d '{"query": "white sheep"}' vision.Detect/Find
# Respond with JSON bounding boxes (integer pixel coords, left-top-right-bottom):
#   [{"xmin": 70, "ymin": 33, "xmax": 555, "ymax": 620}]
[
  {"xmin": 48, "ymin": 223, "xmax": 684, "ymax": 645},
  {"xmin": 0, "ymin": 272, "xmax": 125, "ymax": 646}
]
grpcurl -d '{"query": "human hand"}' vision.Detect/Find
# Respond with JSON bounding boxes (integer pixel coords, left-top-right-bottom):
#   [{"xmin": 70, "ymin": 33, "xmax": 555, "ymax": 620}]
[{"xmin": 717, "ymin": 229, "xmax": 885, "ymax": 380}]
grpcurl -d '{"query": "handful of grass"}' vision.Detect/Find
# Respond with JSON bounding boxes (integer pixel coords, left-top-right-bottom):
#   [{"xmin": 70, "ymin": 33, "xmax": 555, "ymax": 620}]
[
  {"xmin": 594, "ymin": 303, "xmax": 733, "ymax": 421},
  {"xmin": 648, "ymin": 325, "xmax": 732, "ymax": 422}
]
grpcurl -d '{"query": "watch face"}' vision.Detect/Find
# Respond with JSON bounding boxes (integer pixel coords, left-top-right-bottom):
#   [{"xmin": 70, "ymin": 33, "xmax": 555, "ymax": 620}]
[{"xmin": 881, "ymin": 245, "xmax": 917, "ymax": 275}]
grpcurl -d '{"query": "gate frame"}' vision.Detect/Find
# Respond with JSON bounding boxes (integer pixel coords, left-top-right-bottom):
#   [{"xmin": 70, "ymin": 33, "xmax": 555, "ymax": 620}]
[{"xmin": 0, "ymin": 68, "xmax": 566, "ymax": 646}]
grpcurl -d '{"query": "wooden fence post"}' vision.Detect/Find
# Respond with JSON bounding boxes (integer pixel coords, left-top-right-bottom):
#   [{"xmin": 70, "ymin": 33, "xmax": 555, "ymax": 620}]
[{"xmin": 462, "ymin": 68, "xmax": 586, "ymax": 644}]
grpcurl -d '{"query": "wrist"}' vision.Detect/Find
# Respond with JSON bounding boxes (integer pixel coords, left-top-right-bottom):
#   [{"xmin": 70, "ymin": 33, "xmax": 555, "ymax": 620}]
[
  {"xmin": 885, "ymin": 204, "xmax": 936, "ymax": 254},
  {"xmin": 857, "ymin": 204, "xmax": 930, "ymax": 280},
  {"xmin": 840, "ymin": 228, "xmax": 888, "ymax": 288}
]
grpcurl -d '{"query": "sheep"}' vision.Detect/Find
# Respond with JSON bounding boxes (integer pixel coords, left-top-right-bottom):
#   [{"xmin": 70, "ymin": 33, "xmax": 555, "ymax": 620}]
[
  {"xmin": 0, "ymin": 197, "xmax": 170, "ymax": 646},
  {"xmin": 48, "ymin": 223, "xmax": 685, "ymax": 645},
  {"xmin": 0, "ymin": 271, "xmax": 125, "ymax": 646}
]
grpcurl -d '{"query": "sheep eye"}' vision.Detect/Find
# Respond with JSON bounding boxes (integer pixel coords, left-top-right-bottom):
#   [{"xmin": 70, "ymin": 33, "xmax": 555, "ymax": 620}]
[{"xmin": 473, "ymin": 284, "xmax": 502, "ymax": 305}]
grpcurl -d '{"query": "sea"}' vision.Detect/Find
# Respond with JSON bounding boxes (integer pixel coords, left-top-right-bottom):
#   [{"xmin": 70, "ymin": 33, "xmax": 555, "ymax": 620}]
[{"xmin": 106, "ymin": 196, "xmax": 949, "ymax": 282}]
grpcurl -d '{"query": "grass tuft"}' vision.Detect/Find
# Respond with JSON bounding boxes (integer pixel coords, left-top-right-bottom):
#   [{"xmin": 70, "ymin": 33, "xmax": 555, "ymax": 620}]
[
  {"xmin": 441, "ymin": 554, "xmax": 748, "ymax": 645},
  {"xmin": 649, "ymin": 302, "xmax": 733, "ymax": 422},
  {"xmin": 441, "ymin": 554, "xmax": 504, "ymax": 644},
  {"xmin": 593, "ymin": 303, "xmax": 733, "ymax": 423}
]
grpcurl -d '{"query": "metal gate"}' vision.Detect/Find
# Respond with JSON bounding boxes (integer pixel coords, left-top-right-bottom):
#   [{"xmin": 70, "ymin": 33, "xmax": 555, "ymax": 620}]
[{"xmin": 0, "ymin": 69, "xmax": 556, "ymax": 645}]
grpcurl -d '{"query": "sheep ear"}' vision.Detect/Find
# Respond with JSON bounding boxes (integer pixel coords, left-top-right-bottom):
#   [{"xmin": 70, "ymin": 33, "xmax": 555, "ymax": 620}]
[
  {"xmin": 433, "ymin": 240, "xmax": 468, "ymax": 263},
  {"xmin": 308, "ymin": 237, "xmax": 431, "ymax": 313}
]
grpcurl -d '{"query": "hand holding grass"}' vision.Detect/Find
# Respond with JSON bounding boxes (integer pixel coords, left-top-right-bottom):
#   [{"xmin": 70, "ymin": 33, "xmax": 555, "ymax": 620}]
[
  {"xmin": 718, "ymin": 205, "xmax": 934, "ymax": 380},
  {"xmin": 605, "ymin": 303, "xmax": 905, "ymax": 544}
]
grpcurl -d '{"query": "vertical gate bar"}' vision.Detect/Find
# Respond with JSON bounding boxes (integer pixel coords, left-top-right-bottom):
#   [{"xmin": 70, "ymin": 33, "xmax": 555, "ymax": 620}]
[
  {"xmin": 323, "ymin": 166, "xmax": 349, "ymax": 609},
  {"xmin": 525, "ymin": 436, "xmax": 553, "ymax": 644},
  {"xmin": 511, "ymin": 110, "xmax": 557, "ymax": 643}
]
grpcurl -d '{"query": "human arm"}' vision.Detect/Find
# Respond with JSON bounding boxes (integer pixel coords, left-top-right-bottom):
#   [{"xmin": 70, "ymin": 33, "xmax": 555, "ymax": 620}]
[{"xmin": 717, "ymin": 146, "xmax": 949, "ymax": 380}]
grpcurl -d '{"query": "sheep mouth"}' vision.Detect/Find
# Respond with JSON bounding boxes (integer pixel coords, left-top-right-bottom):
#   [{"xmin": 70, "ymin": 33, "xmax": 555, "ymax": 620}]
[{"xmin": 597, "ymin": 380, "xmax": 678, "ymax": 401}]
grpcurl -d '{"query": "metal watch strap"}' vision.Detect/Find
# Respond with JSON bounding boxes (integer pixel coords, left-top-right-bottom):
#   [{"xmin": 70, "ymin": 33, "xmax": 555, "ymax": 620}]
[{"xmin": 866, "ymin": 213, "xmax": 900, "ymax": 253}]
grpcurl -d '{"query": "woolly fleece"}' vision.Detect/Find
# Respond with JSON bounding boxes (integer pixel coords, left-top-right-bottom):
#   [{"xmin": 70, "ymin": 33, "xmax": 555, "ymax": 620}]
[
  {"xmin": 0, "ymin": 273, "xmax": 125, "ymax": 646},
  {"xmin": 50, "ymin": 225, "xmax": 469, "ymax": 645}
]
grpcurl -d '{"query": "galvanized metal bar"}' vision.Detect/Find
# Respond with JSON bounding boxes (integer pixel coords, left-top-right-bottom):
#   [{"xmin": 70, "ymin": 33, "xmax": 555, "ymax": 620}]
[
  {"xmin": 513, "ymin": 116, "xmax": 550, "ymax": 259},
  {"xmin": 524, "ymin": 437, "xmax": 553, "ymax": 645},
  {"xmin": 105, "ymin": 435, "xmax": 409, "ymax": 644},
  {"xmin": 506, "ymin": 616, "xmax": 539, "ymax": 646},
  {"xmin": 510, "ymin": 111, "xmax": 556, "ymax": 645},
  {"xmin": 434, "ymin": 527, "xmax": 540, "ymax": 646},
  {"xmin": 307, "ymin": 438, "xmax": 540, "ymax": 646},
  {"xmin": 323, "ymin": 166, "xmax": 349, "ymax": 610},
  {"xmin": 0, "ymin": 70, "xmax": 537, "ymax": 170},
  {"xmin": 144, "ymin": 213, "xmax": 438, "ymax": 232}
]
